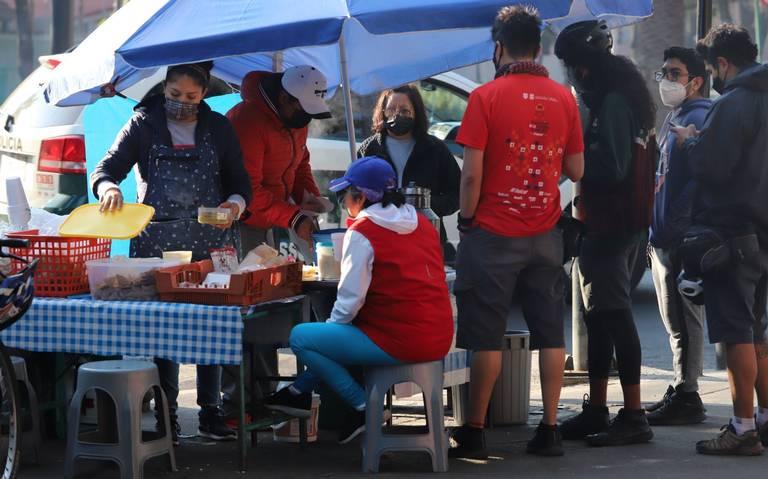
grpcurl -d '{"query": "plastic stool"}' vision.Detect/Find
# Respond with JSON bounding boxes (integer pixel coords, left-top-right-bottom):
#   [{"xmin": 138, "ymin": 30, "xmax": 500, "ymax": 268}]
[
  {"xmin": 362, "ymin": 360, "xmax": 448, "ymax": 473},
  {"xmin": 10, "ymin": 356, "xmax": 41, "ymax": 463},
  {"xmin": 64, "ymin": 360, "xmax": 176, "ymax": 479}
]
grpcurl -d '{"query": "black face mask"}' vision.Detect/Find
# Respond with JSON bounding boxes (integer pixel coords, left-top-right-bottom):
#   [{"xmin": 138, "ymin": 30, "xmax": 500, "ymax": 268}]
[
  {"xmin": 385, "ymin": 115, "xmax": 414, "ymax": 136},
  {"xmin": 493, "ymin": 43, "xmax": 504, "ymax": 72},
  {"xmin": 284, "ymin": 109, "xmax": 312, "ymax": 129},
  {"xmin": 712, "ymin": 65, "xmax": 728, "ymax": 95},
  {"xmin": 566, "ymin": 66, "xmax": 592, "ymax": 93}
]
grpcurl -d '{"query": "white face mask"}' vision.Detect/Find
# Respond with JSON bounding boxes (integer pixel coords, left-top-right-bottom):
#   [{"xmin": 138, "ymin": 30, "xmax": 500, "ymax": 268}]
[{"xmin": 658, "ymin": 79, "xmax": 689, "ymax": 108}]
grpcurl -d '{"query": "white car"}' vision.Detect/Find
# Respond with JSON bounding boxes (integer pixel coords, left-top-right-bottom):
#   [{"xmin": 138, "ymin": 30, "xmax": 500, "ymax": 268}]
[{"xmin": 0, "ymin": 60, "xmax": 573, "ymax": 254}]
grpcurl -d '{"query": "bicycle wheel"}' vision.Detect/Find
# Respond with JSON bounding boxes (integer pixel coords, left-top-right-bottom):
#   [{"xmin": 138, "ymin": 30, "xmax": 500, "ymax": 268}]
[{"xmin": 0, "ymin": 345, "xmax": 20, "ymax": 479}]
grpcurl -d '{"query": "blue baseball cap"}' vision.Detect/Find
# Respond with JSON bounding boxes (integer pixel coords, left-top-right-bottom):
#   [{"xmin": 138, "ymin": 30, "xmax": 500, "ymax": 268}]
[{"xmin": 329, "ymin": 156, "xmax": 397, "ymax": 198}]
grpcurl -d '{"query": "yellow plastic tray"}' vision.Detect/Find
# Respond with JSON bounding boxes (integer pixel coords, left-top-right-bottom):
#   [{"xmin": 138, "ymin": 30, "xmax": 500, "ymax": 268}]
[{"xmin": 58, "ymin": 203, "xmax": 155, "ymax": 240}]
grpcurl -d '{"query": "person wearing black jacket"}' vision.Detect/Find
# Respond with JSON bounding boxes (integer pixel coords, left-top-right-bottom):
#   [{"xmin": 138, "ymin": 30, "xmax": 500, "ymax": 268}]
[
  {"xmin": 357, "ymin": 84, "xmax": 461, "ymax": 257},
  {"xmin": 555, "ymin": 20, "xmax": 656, "ymax": 447},
  {"xmin": 673, "ymin": 24, "xmax": 768, "ymax": 456},
  {"xmin": 91, "ymin": 62, "xmax": 252, "ymax": 445}
]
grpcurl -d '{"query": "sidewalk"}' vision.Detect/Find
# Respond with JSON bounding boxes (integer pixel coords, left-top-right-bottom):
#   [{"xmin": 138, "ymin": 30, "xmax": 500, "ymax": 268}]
[{"xmin": 20, "ymin": 362, "xmax": 766, "ymax": 478}]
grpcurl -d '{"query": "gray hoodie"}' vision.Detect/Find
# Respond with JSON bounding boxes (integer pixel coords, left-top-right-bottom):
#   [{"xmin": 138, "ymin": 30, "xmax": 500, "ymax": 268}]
[{"xmin": 682, "ymin": 63, "xmax": 768, "ymax": 243}]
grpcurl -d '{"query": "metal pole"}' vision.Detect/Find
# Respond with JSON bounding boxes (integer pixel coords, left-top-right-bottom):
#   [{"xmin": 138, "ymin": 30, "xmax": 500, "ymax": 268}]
[
  {"xmin": 697, "ymin": 0, "xmax": 727, "ymax": 370},
  {"xmin": 571, "ymin": 181, "xmax": 588, "ymax": 372},
  {"xmin": 338, "ymin": 33, "xmax": 357, "ymax": 163},
  {"xmin": 697, "ymin": 0, "xmax": 712, "ymax": 40}
]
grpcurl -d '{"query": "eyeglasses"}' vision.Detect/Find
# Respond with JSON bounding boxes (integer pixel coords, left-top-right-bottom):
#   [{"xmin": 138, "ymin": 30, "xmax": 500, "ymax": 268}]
[
  {"xmin": 654, "ymin": 69, "xmax": 693, "ymax": 83},
  {"xmin": 384, "ymin": 107, "xmax": 414, "ymax": 118}
]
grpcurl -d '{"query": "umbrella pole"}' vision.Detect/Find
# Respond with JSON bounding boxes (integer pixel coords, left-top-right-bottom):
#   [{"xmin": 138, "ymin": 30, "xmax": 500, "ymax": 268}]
[{"xmin": 338, "ymin": 35, "xmax": 357, "ymax": 163}]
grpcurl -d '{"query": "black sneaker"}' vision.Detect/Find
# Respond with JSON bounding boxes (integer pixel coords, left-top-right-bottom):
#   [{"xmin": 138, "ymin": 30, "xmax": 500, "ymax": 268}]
[
  {"xmin": 264, "ymin": 387, "xmax": 312, "ymax": 419},
  {"xmin": 198, "ymin": 408, "xmax": 237, "ymax": 441},
  {"xmin": 526, "ymin": 422, "xmax": 564, "ymax": 457},
  {"xmin": 448, "ymin": 425, "xmax": 488, "ymax": 460},
  {"xmin": 759, "ymin": 420, "xmax": 768, "ymax": 447},
  {"xmin": 560, "ymin": 395, "xmax": 610, "ymax": 440},
  {"xmin": 646, "ymin": 390, "xmax": 706, "ymax": 426},
  {"xmin": 646, "ymin": 385, "xmax": 674, "ymax": 413},
  {"xmin": 156, "ymin": 417, "xmax": 181, "ymax": 446},
  {"xmin": 338, "ymin": 410, "xmax": 366, "ymax": 445},
  {"xmin": 586, "ymin": 408, "xmax": 653, "ymax": 447}
]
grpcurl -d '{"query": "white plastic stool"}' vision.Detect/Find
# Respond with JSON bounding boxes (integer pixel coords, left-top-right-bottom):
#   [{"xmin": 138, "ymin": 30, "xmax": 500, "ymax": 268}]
[
  {"xmin": 362, "ymin": 360, "xmax": 448, "ymax": 473},
  {"xmin": 10, "ymin": 356, "xmax": 41, "ymax": 464},
  {"xmin": 64, "ymin": 360, "xmax": 176, "ymax": 479}
]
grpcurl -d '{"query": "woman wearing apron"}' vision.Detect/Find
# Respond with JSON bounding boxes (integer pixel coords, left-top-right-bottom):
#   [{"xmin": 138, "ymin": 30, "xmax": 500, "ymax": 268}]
[{"xmin": 91, "ymin": 61, "xmax": 252, "ymax": 444}]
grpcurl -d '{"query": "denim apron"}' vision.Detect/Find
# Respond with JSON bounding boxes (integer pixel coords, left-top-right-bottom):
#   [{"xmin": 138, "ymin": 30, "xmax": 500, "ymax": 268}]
[{"xmin": 130, "ymin": 128, "xmax": 239, "ymax": 261}]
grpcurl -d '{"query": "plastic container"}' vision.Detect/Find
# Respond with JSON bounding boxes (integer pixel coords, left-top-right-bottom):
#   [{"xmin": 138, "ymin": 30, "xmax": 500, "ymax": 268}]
[
  {"xmin": 316, "ymin": 242, "xmax": 340, "ymax": 280},
  {"xmin": 86, "ymin": 257, "xmax": 184, "ymax": 301},
  {"xmin": 7, "ymin": 230, "xmax": 112, "ymax": 297},
  {"xmin": 155, "ymin": 259, "xmax": 302, "ymax": 306},
  {"xmin": 273, "ymin": 393, "xmax": 321, "ymax": 443},
  {"xmin": 162, "ymin": 251, "xmax": 193, "ymax": 264},
  {"xmin": 487, "ymin": 330, "xmax": 532, "ymax": 426},
  {"xmin": 197, "ymin": 207, "xmax": 230, "ymax": 226}
]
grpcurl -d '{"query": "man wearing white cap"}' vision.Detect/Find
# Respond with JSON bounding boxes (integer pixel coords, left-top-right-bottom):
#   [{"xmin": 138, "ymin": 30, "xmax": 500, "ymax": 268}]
[{"xmin": 224, "ymin": 65, "xmax": 332, "ymax": 417}]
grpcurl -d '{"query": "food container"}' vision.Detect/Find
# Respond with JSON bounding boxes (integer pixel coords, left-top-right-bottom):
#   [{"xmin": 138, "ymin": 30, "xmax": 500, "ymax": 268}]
[
  {"xmin": 86, "ymin": 257, "xmax": 184, "ymax": 301},
  {"xmin": 162, "ymin": 251, "xmax": 192, "ymax": 264},
  {"xmin": 316, "ymin": 242, "xmax": 340, "ymax": 280},
  {"xmin": 197, "ymin": 207, "xmax": 230, "ymax": 226},
  {"xmin": 155, "ymin": 259, "xmax": 302, "ymax": 306}
]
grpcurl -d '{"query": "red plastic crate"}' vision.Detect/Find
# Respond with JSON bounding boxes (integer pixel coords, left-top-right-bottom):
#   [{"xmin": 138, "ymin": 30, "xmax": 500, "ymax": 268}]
[
  {"xmin": 155, "ymin": 259, "xmax": 302, "ymax": 306},
  {"xmin": 7, "ymin": 230, "xmax": 111, "ymax": 297}
]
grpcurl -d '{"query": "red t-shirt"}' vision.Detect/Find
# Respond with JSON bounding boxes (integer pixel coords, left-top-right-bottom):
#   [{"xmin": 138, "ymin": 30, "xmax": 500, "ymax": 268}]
[{"xmin": 457, "ymin": 72, "xmax": 584, "ymax": 237}]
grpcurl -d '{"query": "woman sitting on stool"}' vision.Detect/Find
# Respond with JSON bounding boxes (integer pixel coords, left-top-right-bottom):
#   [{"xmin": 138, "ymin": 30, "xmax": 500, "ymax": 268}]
[{"xmin": 264, "ymin": 156, "xmax": 454, "ymax": 443}]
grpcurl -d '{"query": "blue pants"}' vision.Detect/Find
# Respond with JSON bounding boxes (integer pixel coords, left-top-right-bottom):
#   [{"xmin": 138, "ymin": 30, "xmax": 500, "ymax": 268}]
[
  {"xmin": 290, "ymin": 322, "xmax": 400, "ymax": 409},
  {"xmin": 155, "ymin": 359, "xmax": 221, "ymax": 417}
]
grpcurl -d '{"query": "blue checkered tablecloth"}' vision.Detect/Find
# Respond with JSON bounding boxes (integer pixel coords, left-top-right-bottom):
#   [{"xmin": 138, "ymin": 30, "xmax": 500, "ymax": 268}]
[{"xmin": 1, "ymin": 298, "xmax": 244, "ymax": 365}]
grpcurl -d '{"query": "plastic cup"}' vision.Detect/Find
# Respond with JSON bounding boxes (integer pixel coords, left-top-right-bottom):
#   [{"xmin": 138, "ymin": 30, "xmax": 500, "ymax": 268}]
[
  {"xmin": 162, "ymin": 251, "xmax": 193, "ymax": 264},
  {"xmin": 331, "ymin": 232, "xmax": 344, "ymax": 262},
  {"xmin": 5, "ymin": 177, "xmax": 29, "ymax": 208},
  {"xmin": 7, "ymin": 204, "xmax": 31, "ymax": 230}
]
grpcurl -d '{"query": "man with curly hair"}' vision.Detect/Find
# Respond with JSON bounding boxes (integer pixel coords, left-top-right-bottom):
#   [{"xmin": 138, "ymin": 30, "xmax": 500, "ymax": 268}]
[{"xmin": 673, "ymin": 23, "xmax": 768, "ymax": 456}]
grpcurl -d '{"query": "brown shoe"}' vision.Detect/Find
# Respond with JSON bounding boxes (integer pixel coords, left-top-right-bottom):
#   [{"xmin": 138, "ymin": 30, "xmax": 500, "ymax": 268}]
[{"xmin": 696, "ymin": 423, "xmax": 764, "ymax": 456}]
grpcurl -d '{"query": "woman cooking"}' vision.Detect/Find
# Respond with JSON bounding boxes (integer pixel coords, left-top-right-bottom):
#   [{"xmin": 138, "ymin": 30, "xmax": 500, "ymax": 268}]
[{"xmin": 91, "ymin": 61, "xmax": 252, "ymax": 445}]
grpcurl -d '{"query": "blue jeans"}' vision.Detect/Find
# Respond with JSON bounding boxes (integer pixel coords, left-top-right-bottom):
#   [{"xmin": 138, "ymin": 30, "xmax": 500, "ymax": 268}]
[
  {"xmin": 155, "ymin": 359, "xmax": 222, "ymax": 417},
  {"xmin": 290, "ymin": 322, "xmax": 400, "ymax": 409}
]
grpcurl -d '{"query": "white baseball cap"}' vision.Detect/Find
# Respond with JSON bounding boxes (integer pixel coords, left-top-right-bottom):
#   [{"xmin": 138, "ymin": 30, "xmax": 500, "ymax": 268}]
[{"xmin": 281, "ymin": 65, "xmax": 331, "ymax": 119}]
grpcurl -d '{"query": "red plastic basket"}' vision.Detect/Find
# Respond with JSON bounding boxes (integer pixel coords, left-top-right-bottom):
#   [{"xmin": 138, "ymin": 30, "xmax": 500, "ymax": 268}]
[{"xmin": 6, "ymin": 230, "xmax": 112, "ymax": 297}]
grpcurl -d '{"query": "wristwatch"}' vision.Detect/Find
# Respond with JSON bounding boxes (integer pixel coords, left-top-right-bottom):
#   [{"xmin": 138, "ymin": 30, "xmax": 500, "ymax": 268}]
[{"xmin": 457, "ymin": 214, "xmax": 475, "ymax": 234}]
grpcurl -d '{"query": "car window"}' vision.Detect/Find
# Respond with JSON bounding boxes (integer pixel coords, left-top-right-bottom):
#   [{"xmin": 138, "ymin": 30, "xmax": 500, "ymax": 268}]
[
  {"xmin": 307, "ymin": 90, "xmax": 377, "ymax": 142},
  {"xmin": 308, "ymin": 80, "xmax": 469, "ymax": 160}
]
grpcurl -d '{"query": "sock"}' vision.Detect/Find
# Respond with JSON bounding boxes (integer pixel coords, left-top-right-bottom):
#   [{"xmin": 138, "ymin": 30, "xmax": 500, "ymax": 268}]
[
  {"xmin": 757, "ymin": 407, "xmax": 768, "ymax": 427},
  {"xmin": 732, "ymin": 416, "xmax": 756, "ymax": 436},
  {"xmin": 288, "ymin": 385, "xmax": 302, "ymax": 396}
]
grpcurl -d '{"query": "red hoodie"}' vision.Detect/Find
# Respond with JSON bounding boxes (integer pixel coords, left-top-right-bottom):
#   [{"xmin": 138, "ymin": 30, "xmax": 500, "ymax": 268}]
[{"xmin": 226, "ymin": 71, "xmax": 321, "ymax": 229}]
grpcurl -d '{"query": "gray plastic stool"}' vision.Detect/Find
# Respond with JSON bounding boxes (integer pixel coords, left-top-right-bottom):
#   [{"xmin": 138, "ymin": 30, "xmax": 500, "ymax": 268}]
[
  {"xmin": 64, "ymin": 360, "xmax": 176, "ymax": 479},
  {"xmin": 11, "ymin": 356, "xmax": 41, "ymax": 463},
  {"xmin": 362, "ymin": 360, "xmax": 448, "ymax": 473}
]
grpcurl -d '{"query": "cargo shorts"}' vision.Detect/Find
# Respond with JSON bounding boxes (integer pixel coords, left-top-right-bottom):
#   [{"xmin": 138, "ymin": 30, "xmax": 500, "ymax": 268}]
[{"xmin": 454, "ymin": 227, "xmax": 565, "ymax": 351}]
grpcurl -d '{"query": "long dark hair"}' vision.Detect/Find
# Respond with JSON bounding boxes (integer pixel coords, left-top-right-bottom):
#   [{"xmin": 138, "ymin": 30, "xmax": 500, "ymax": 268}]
[
  {"xmin": 588, "ymin": 53, "xmax": 656, "ymax": 131},
  {"xmin": 371, "ymin": 84, "xmax": 429, "ymax": 138}
]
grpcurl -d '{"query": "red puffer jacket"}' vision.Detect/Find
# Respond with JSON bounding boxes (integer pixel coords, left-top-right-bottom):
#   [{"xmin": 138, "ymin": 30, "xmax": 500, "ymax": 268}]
[{"xmin": 226, "ymin": 71, "xmax": 320, "ymax": 229}]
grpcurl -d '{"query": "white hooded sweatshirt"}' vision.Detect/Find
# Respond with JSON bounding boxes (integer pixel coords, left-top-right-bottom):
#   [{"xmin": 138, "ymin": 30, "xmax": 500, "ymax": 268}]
[{"xmin": 328, "ymin": 203, "xmax": 419, "ymax": 324}]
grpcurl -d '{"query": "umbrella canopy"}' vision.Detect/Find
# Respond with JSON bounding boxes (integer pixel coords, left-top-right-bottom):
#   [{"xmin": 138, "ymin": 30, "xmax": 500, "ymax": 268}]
[{"xmin": 45, "ymin": 0, "xmax": 653, "ymax": 107}]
